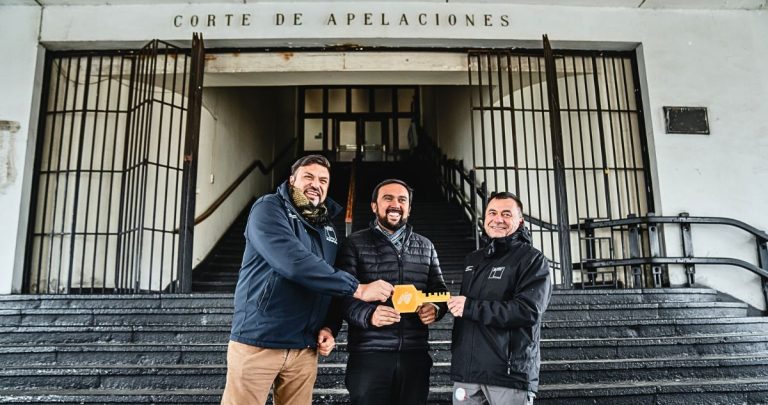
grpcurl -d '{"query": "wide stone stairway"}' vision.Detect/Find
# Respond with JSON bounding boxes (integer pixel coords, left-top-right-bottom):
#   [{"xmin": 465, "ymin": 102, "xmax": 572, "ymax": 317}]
[
  {"xmin": 3, "ymin": 159, "xmax": 768, "ymax": 404},
  {"xmin": 2, "ymin": 289, "xmax": 768, "ymax": 404}
]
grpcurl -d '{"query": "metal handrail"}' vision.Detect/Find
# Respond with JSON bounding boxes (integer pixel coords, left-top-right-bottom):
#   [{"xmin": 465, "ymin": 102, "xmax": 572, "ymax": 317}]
[
  {"xmin": 574, "ymin": 214, "xmax": 768, "ymax": 242},
  {"xmin": 344, "ymin": 162, "xmax": 357, "ymax": 236},
  {"xmin": 579, "ymin": 257, "xmax": 768, "ymax": 279},
  {"xmin": 419, "ymin": 131, "xmax": 559, "ymax": 248},
  {"xmin": 574, "ymin": 212, "xmax": 768, "ymax": 307},
  {"xmin": 193, "ymin": 137, "xmax": 297, "ymax": 226}
]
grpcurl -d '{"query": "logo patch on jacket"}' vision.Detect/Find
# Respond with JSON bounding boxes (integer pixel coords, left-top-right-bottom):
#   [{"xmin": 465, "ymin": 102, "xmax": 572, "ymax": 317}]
[
  {"xmin": 489, "ymin": 266, "xmax": 505, "ymax": 279},
  {"xmin": 324, "ymin": 226, "xmax": 338, "ymax": 244},
  {"xmin": 465, "ymin": 265, "xmax": 474, "ymax": 272}
]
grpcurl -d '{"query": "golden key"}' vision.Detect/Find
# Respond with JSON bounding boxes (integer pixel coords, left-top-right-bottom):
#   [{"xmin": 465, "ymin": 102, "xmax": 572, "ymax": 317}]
[{"xmin": 392, "ymin": 284, "xmax": 451, "ymax": 313}]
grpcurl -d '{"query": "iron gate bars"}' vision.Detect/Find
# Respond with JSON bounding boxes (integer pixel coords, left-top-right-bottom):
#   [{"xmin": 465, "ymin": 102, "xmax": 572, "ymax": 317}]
[
  {"xmin": 467, "ymin": 43, "xmax": 652, "ymax": 289},
  {"xmin": 25, "ymin": 35, "xmax": 205, "ymax": 294},
  {"xmin": 468, "ymin": 48, "xmax": 566, "ymax": 286}
]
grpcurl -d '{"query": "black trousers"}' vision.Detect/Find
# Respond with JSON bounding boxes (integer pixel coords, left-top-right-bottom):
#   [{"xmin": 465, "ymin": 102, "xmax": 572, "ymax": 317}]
[{"xmin": 345, "ymin": 351, "xmax": 433, "ymax": 405}]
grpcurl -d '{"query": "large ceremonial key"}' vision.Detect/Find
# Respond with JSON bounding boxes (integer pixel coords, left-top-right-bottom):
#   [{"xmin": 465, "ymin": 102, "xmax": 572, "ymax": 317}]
[{"xmin": 392, "ymin": 284, "xmax": 451, "ymax": 313}]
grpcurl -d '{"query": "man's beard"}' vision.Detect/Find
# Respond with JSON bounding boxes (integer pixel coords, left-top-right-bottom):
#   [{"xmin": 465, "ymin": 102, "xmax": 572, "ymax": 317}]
[
  {"xmin": 292, "ymin": 183, "xmax": 323, "ymax": 206},
  {"xmin": 377, "ymin": 207, "xmax": 407, "ymax": 232}
]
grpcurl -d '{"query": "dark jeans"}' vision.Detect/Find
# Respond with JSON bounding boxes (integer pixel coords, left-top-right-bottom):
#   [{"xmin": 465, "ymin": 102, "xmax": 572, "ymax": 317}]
[{"xmin": 345, "ymin": 351, "xmax": 433, "ymax": 405}]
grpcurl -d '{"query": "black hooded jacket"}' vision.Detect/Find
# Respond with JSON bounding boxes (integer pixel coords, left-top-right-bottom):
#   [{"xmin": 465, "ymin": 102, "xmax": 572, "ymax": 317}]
[
  {"xmin": 450, "ymin": 227, "xmax": 552, "ymax": 392},
  {"xmin": 335, "ymin": 222, "xmax": 448, "ymax": 352}
]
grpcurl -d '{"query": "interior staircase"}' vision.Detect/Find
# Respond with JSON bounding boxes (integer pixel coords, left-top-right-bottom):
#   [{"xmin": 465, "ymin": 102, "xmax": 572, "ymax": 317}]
[{"xmin": 3, "ymin": 158, "xmax": 768, "ymax": 404}]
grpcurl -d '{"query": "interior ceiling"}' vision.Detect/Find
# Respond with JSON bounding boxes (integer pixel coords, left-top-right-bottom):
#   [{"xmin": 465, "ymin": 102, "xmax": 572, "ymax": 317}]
[{"xmin": 6, "ymin": 0, "xmax": 768, "ymax": 9}]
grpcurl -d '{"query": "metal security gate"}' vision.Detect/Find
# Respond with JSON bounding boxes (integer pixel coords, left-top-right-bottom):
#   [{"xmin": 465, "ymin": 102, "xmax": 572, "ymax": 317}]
[
  {"xmin": 468, "ymin": 37, "xmax": 653, "ymax": 288},
  {"xmin": 24, "ymin": 35, "xmax": 205, "ymax": 294}
]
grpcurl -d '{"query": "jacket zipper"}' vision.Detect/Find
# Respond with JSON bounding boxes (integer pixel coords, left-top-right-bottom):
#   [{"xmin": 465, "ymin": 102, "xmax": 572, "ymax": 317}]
[
  {"xmin": 397, "ymin": 230, "xmax": 409, "ymax": 352},
  {"xmin": 397, "ymin": 252, "xmax": 404, "ymax": 351},
  {"xmin": 507, "ymin": 330, "xmax": 513, "ymax": 374},
  {"xmin": 373, "ymin": 226, "xmax": 411, "ymax": 352},
  {"xmin": 283, "ymin": 198, "xmax": 327, "ymax": 347},
  {"xmin": 467, "ymin": 254, "xmax": 495, "ymax": 377}
]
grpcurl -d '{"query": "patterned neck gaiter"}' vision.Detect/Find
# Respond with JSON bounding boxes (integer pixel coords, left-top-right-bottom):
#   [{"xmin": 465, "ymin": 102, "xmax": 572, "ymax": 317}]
[{"xmin": 290, "ymin": 185, "xmax": 329, "ymax": 226}]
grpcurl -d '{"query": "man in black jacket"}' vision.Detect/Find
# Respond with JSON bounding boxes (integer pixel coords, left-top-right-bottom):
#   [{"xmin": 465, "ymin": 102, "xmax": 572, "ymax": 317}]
[
  {"xmin": 448, "ymin": 192, "xmax": 552, "ymax": 405},
  {"xmin": 336, "ymin": 179, "xmax": 449, "ymax": 405},
  {"xmin": 221, "ymin": 155, "xmax": 394, "ymax": 405}
]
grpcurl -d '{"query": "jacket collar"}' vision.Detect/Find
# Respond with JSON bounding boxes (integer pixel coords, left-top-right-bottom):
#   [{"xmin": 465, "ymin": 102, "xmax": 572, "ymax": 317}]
[
  {"xmin": 368, "ymin": 219, "xmax": 413, "ymax": 243},
  {"xmin": 483, "ymin": 226, "xmax": 533, "ymax": 257},
  {"xmin": 277, "ymin": 181, "xmax": 343, "ymax": 225}
]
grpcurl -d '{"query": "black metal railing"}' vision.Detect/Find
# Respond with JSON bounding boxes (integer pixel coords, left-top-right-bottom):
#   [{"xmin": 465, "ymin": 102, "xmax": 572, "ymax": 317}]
[
  {"xmin": 574, "ymin": 213, "xmax": 768, "ymax": 305},
  {"xmin": 420, "ymin": 131, "xmax": 566, "ymax": 278}
]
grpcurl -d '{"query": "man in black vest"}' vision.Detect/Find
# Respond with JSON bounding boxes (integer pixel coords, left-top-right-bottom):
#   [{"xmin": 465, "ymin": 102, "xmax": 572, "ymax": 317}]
[
  {"xmin": 336, "ymin": 179, "xmax": 449, "ymax": 405},
  {"xmin": 448, "ymin": 192, "xmax": 552, "ymax": 405}
]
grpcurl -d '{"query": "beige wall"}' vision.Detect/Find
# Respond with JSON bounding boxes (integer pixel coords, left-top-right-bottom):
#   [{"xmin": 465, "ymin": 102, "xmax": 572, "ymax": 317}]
[{"xmin": 193, "ymin": 86, "xmax": 297, "ymax": 268}]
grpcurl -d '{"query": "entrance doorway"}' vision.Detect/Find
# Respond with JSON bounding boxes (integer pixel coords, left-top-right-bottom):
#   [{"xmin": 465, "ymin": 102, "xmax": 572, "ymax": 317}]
[
  {"xmin": 299, "ymin": 86, "xmax": 417, "ymax": 161},
  {"xmin": 333, "ymin": 117, "xmax": 388, "ymax": 161}
]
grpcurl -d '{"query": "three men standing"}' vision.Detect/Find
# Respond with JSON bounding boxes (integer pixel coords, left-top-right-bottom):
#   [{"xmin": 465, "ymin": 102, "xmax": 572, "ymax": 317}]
[
  {"xmin": 448, "ymin": 192, "xmax": 552, "ymax": 405},
  {"xmin": 221, "ymin": 155, "xmax": 394, "ymax": 405},
  {"xmin": 336, "ymin": 179, "xmax": 449, "ymax": 405},
  {"xmin": 221, "ymin": 153, "xmax": 550, "ymax": 405}
]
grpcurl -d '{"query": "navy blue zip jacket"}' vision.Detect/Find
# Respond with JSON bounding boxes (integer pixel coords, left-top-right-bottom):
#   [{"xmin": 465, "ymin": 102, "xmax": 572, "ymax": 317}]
[{"xmin": 229, "ymin": 181, "xmax": 359, "ymax": 348}]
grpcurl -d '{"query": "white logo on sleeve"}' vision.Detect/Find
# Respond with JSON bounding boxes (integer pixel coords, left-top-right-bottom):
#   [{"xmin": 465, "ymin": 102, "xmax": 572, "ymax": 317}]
[
  {"xmin": 465, "ymin": 266, "xmax": 474, "ymax": 272},
  {"xmin": 489, "ymin": 266, "xmax": 505, "ymax": 279}
]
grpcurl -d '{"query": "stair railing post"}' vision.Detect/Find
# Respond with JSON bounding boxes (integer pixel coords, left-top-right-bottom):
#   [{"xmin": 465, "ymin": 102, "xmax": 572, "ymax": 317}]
[
  {"xmin": 478, "ymin": 180, "xmax": 487, "ymax": 251},
  {"xmin": 583, "ymin": 218, "xmax": 596, "ymax": 287},
  {"xmin": 458, "ymin": 159, "xmax": 464, "ymax": 204},
  {"xmin": 441, "ymin": 155, "xmax": 449, "ymax": 202},
  {"xmin": 679, "ymin": 212, "xmax": 696, "ymax": 287},
  {"xmin": 480, "ymin": 180, "xmax": 488, "ymax": 214},
  {"xmin": 647, "ymin": 212, "xmax": 663, "ymax": 288},
  {"xmin": 627, "ymin": 214, "xmax": 644, "ymax": 289},
  {"xmin": 757, "ymin": 238, "xmax": 768, "ymax": 311}
]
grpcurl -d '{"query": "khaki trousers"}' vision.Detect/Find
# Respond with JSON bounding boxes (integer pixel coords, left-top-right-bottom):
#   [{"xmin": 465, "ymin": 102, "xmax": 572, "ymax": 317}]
[{"xmin": 221, "ymin": 340, "xmax": 318, "ymax": 405}]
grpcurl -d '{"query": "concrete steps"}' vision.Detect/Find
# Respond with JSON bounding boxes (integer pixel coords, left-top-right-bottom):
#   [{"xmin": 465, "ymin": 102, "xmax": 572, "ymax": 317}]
[
  {"xmin": 15, "ymin": 353, "xmax": 768, "ymax": 390},
  {"xmin": 0, "ymin": 301, "xmax": 746, "ymax": 327},
  {"xmin": 2, "ymin": 379, "xmax": 768, "ymax": 404},
  {"xmin": 1, "ymin": 288, "xmax": 768, "ymax": 404}
]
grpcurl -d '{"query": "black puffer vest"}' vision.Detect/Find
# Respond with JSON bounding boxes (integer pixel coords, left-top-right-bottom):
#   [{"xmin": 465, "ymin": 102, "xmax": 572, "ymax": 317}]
[{"xmin": 336, "ymin": 223, "xmax": 448, "ymax": 352}]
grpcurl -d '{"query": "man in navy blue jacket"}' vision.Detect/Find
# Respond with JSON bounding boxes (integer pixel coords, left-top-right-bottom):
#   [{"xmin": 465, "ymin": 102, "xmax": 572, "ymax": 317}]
[{"xmin": 221, "ymin": 155, "xmax": 394, "ymax": 405}]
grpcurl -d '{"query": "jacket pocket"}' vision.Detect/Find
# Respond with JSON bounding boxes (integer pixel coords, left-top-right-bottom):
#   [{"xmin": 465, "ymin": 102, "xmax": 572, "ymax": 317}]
[
  {"xmin": 507, "ymin": 328, "xmax": 534, "ymax": 375},
  {"xmin": 255, "ymin": 273, "xmax": 276, "ymax": 312}
]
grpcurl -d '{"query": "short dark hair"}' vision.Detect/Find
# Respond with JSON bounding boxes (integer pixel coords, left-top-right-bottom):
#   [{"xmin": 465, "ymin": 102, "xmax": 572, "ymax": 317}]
[
  {"xmin": 371, "ymin": 179, "xmax": 414, "ymax": 203},
  {"xmin": 291, "ymin": 154, "xmax": 331, "ymax": 177},
  {"xmin": 488, "ymin": 191, "xmax": 524, "ymax": 213}
]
